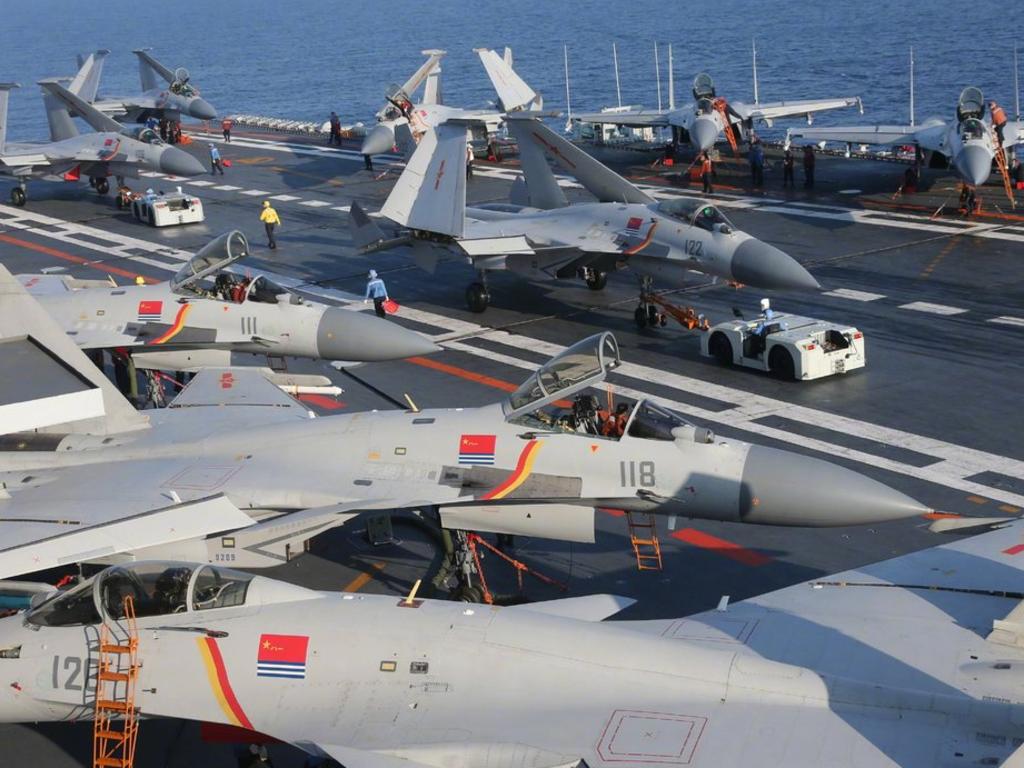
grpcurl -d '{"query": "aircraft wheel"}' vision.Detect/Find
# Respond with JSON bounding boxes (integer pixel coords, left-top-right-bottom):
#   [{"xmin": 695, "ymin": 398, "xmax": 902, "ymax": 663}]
[
  {"xmin": 647, "ymin": 305, "xmax": 660, "ymax": 326},
  {"xmin": 768, "ymin": 347, "xmax": 796, "ymax": 380},
  {"xmin": 585, "ymin": 270, "xmax": 607, "ymax": 291},
  {"xmin": 634, "ymin": 306, "xmax": 648, "ymax": 329},
  {"xmin": 88, "ymin": 177, "xmax": 97, "ymax": 189},
  {"xmin": 456, "ymin": 584, "xmax": 483, "ymax": 603},
  {"xmin": 709, "ymin": 333, "xmax": 733, "ymax": 365},
  {"xmin": 465, "ymin": 282, "xmax": 490, "ymax": 313},
  {"xmin": 95, "ymin": 178, "xmax": 110, "ymax": 195},
  {"xmin": 10, "ymin": 188, "xmax": 26, "ymax": 207}
]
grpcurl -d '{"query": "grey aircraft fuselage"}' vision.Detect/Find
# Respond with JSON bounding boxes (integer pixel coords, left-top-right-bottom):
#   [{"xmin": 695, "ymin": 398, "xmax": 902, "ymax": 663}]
[
  {"xmin": 21, "ymin": 274, "xmax": 439, "ymax": 371},
  {"xmin": 0, "ymin": 553, "xmax": 1019, "ymax": 768},
  {"xmin": 92, "ymin": 87, "xmax": 217, "ymax": 124},
  {"xmin": 460, "ymin": 198, "xmax": 820, "ymax": 291}
]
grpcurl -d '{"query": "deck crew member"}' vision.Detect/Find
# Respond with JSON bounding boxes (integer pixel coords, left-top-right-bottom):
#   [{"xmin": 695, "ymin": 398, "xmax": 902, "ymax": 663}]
[
  {"xmin": 221, "ymin": 117, "xmax": 233, "ymax": 142},
  {"xmin": 259, "ymin": 201, "xmax": 281, "ymax": 250},
  {"xmin": 364, "ymin": 269, "xmax": 389, "ymax": 318},
  {"xmin": 803, "ymin": 145, "xmax": 815, "ymax": 188},
  {"xmin": 700, "ymin": 152, "xmax": 713, "ymax": 194},
  {"xmin": 782, "ymin": 148, "xmax": 795, "ymax": 187},
  {"xmin": 990, "ymin": 101, "xmax": 1008, "ymax": 147},
  {"xmin": 209, "ymin": 143, "xmax": 224, "ymax": 175}
]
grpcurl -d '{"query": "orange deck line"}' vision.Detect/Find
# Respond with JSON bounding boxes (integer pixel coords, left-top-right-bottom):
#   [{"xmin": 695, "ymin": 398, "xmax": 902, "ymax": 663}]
[
  {"xmin": 671, "ymin": 528, "xmax": 772, "ymax": 567},
  {"xmin": 0, "ymin": 233, "xmax": 157, "ymax": 282}
]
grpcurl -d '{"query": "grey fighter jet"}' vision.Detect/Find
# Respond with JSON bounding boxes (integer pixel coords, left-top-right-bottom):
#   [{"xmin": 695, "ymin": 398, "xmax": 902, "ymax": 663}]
[
  {"xmin": 67, "ymin": 48, "xmax": 217, "ymax": 123},
  {"xmin": 0, "ymin": 81, "xmax": 204, "ymax": 206},
  {"xmin": 3, "ymin": 518, "xmax": 1023, "ymax": 767},
  {"xmin": 788, "ymin": 86, "xmax": 1024, "ymax": 189},
  {"xmin": 19, "ymin": 230, "xmax": 439, "ymax": 373},
  {"xmin": 574, "ymin": 71, "xmax": 861, "ymax": 153},
  {"xmin": 0, "ymin": 263, "xmax": 923, "ymax": 580},
  {"xmin": 351, "ymin": 116, "xmax": 819, "ymax": 313},
  {"xmin": 360, "ymin": 49, "xmax": 541, "ymax": 157}
]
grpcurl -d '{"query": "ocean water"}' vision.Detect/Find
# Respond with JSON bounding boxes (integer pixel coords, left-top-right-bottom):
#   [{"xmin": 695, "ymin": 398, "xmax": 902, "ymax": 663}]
[{"xmin": 0, "ymin": 0, "xmax": 1018, "ymax": 140}]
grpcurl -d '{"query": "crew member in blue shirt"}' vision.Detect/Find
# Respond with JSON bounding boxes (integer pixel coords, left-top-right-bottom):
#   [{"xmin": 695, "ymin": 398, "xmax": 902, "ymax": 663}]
[{"xmin": 364, "ymin": 269, "xmax": 389, "ymax": 318}]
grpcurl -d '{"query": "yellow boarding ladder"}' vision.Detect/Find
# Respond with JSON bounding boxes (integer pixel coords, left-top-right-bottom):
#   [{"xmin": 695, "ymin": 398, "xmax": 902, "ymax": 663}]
[
  {"xmin": 992, "ymin": 126, "xmax": 1016, "ymax": 208},
  {"xmin": 92, "ymin": 595, "xmax": 140, "ymax": 768}
]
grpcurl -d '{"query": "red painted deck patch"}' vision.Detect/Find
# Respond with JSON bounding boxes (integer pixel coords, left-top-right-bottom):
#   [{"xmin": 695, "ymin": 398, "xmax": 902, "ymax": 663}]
[{"xmin": 671, "ymin": 528, "xmax": 772, "ymax": 567}]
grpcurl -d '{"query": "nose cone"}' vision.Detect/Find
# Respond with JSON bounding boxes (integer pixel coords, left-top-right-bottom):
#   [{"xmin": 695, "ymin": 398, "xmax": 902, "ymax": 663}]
[
  {"xmin": 739, "ymin": 445, "xmax": 929, "ymax": 526},
  {"xmin": 361, "ymin": 123, "xmax": 395, "ymax": 156},
  {"xmin": 159, "ymin": 146, "xmax": 206, "ymax": 177},
  {"xmin": 316, "ymin": 307, "xmax": 440, "ymax": 362},
  {"xmin": 730, "ymin": 237, "xmax": 821, "ymax": 291},
  {"xmin": 955, "ymin": 143, "xmax": 993, "ymax": 187},
  {"xmin": 189, "ymin": 97, "xmax": 217, "ymax": 121},
  {"xmin": 690, "ymin": 116, "xmax": 719, "ymax": 152}
]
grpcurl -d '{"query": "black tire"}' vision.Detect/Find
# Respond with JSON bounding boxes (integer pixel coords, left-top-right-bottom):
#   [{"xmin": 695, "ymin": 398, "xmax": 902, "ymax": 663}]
[
  {"xmin": 634, "ymin": 305, "xmax": 648, "ymax": 329},
  {"xmin": 647, "ymin": 305, "xmax": 659, "ymax": 326},
  {"xmin": 585, "ymin": 270, "xmax": 607, "ymax": 290},
  {"xmin": 768, "ymin": 347, "xmax": 796, "ymax": 380},
  {"xmin": 95, "ymin": 178, "xmax": 110, "ymax": 195},
  {"xmin": 709, "ymin": 333, "xmax": 733, "ymax": 365},
  {"xmin": 10, "ymin": 188, "xmax": 26, "ymax": 207},
  {"xmin": 465, "ymin": 282, "xmax": 490, "ymax": 313},
  {"xmin": 456, "ymin": 584, "xmax": 483, "ymax": 603}
]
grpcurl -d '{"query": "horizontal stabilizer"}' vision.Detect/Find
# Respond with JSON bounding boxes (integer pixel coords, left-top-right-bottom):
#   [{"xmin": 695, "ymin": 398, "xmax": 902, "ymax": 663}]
[
  {"xmin": 349, "ymin": 201, "xmax": 386, "ymax": 248},
  {"xmin": 170, "ymin": 367, "xmax": 314, "ymax": 417},
  {"xmin": 0, "ymin": 494, "xmax": 254, "ymax": 579},
  {"xmin": 507, "ymin": 117, "xmax": 653, "ymax": 205},
  {"xmin": 510, "ymin": 594, "xmax": 636, "ymax": 622},
  {"xmin": 928, "ymin": 516, "xmax": 1010, "ymax": 534},
  {"xmin": 0, "ymin": 263, "xmax": 147, "ymax": 435},
  {"xmin": 380, "ymin": 121, "xmax": 467, "ymax": 237}
]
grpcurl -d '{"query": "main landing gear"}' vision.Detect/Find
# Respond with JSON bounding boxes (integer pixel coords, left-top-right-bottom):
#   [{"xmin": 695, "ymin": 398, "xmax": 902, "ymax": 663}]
[
  {"xmin": 89, "ymin": 177, "xmax": 110, "ymax": 195},
  {"xmin": 9, "ymin": 185, "xmax": 26, "ymax": 207},
  {"xmin": 465, "ymin": 271, "xmax": 491, "ymax": 313}
]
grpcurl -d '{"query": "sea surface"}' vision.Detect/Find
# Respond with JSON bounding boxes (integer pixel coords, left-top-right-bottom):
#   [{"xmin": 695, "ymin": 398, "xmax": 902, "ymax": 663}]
[{"xmin": 0, "ymin": 0, "xmax": 1019, "ymax": 140}]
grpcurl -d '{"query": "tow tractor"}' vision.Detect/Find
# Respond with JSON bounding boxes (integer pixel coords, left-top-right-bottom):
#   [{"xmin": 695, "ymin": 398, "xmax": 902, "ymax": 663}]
[
  {"xmin": 131, "ymin": 188, "xmax": 205, "ymax": 227},
  {"xmin": 701, "ymin": 302, "xmax": 865, "ymax": 381}
]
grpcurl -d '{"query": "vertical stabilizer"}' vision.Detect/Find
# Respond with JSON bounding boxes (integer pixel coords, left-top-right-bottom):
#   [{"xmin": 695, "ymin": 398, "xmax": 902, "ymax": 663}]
[
  {"xmin": 401, "ymin": 50, "xmax": 446, "ymax": 101},
  {"xmin": 476, "ymin": 48, "xmax": 540, "ymax": 113},
  {"xmin": 380, "ymin": 121, "xmax": 468, "ymax": 237},
  {"xmin": 68, "ymin": 49, "xmax": 109, "ymax": 103},
  {"xmin": 39, "ymin": 79, "xmax": 123, "ymax": 133},
  {"xmin": 0, "ymin": 83, "xmax": 19, "ymax": 152},
  {"xmin": 504, "ymin": 115, "xmax": 567, "ymax": 210},
  {"xmin": 133, "ymin": 48, "xmax": 175, "ymax": 90},
  {"xmin": 42, "ymin": 91, "xmax": 78, "ymax": 143},
  {"xmin": 506, "ymin": 118, "xmax": 653, "ymax": 205},
  {"xmin": 423, "ymin": 68, "xmax": 443, "ymax": 106}
]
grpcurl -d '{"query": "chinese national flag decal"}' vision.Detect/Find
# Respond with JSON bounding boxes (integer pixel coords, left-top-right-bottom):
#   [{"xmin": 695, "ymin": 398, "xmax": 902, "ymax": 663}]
[
  {"xmin": 256, "ymin": 634, "xmax": 309, "ymax": 679},
  {"xmin": 136, "ymin": 300, "xmax": 163, "ymax": 321}
]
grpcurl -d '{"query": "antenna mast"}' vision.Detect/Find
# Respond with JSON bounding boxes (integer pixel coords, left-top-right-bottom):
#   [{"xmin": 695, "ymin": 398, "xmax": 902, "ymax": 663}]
[
  {"xmin": 613, "ymin": 42, "xmax": 622, "ymax": 108},
  {"xmin": 655, "ymin": 42, "xmax": 662, "ymax": 111}
]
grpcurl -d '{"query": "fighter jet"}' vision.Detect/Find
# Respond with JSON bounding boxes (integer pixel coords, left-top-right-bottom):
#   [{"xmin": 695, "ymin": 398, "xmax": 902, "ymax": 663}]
[
  {"xmin": 0, "ymin": 263, "xmax": 923, "ymax": 580},
  {"xmin": 0, "ymin": 80, "xmax": 204, "ymax": 206},
  {"xmin": 67, "ymin": 48, "xmax": 217, "ymax": 123},
  {"xmin": 359, "ymin": 48, "xmax": 541, "ymax": 158},
  {"xmin": 574, "ymin": 70, "xmax": 861, "ymax": 154},
  {"xmin": 19, "ymin": 230, "xmax": 440, "ymax": 376},
  {"xmin": 351, "ymin": 115, "xmax": 820, "ymax": 313},
  {"xmin": 4, "ymin": 516, "xmax": 1023, "ymax": 767},
  {"xmin": 788, "ymin": 86, "xmax": 1024, "ymax": 189}
]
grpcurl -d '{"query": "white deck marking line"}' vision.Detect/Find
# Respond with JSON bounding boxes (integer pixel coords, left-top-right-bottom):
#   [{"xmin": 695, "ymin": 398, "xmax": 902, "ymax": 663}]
[
  {"xmin": 331, "ymin": 206, "xmax": 351, "ymax": 212},
  {"xmin": 268, "ymin": 194, "xmax": 301, "ymax": 201},
  {"xmin": 212, "ymin": 185, "xmax": 242, "ymax": 191},
  {"xmin": 300, "ymin": 200, "xmax": 333, "ymax": 207},
  {"xmin": 185, "ymin": 180, "xmax": 216, "ymax": 187},
  {"xmin": 823, "ymin": 288, "xmax": 886, "ymax": 302},
  {"xmin": 5, "ymin": 202, "xmax": 1024, "ymax": 505},
  {"xmin": 899, "ymin": 301, "xmax": 969, "ymax": 316},
  {"xmin": 989, "ymin": 316, "xmax": 1024, "ymax": 327},
  {"xmin": 138, "ymin": 171, "xmax": 164, "ymax": 178},
  {"xmin": 239, "ymin": 189, "xmax": 270, "ymax": 196}
]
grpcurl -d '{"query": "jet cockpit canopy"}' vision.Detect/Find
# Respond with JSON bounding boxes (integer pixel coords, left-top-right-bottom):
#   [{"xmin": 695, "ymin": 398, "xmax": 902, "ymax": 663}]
[
  {"xmin": 693, "ymin": 73, "xmax": 716, "ymax": 101},
  {"xmin": 504, "ymin": 332, "xmax": 620, "ymax": 420},
  {"xmin": 956, "ymin": 87, "xmax": 984, "ymax": 122},
  {"xmin": 170, "ymin": 230, "xmax": 250, "ymax": 294},
  {"xmin": 657, "ymin": 198, "xmax": 734, "ymax": 234}
]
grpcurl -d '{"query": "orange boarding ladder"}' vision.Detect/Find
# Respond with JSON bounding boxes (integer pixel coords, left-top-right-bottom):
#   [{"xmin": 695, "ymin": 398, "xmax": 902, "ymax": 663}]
[
  {"xmin": 712, "ymin": 98, "xmax": 740, "ymax": 156},
  {"xmin": 93, "ymin": 595, "xmax": 141, "ymax": 768},
  {"xmin": 991, "ymin": 126, "xmax": 1016, "ymax": 208},
  {"xmin": 625, "ymin": 511, "xmax": 663, "ymax": 571}
]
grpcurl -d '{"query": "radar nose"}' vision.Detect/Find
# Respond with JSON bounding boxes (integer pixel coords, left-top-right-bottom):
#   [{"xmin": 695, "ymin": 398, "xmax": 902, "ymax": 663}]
[
  {"xmin": 189, "ymin": 98, "xmax": 217, "ymax": 121},
  {"xmin": 361, "ymin": 123, "xmax": 396, "ymax": 157},
  {"xmin": 730, "ymin": 238, "xmax": 821, "ymax": 291},
  {"xmin": 316, "ymin": 307, "xmax": 439, "ymax": 362},
  {"xmin": 738, "ymin": 445, "xmax": 929, "ymax": 526},
  {"xmin": 955, "ymin": 143, "xmax": 993, "ymax": 187},
  {"xmin": 159, "ymin": 146, "xmax": 206, "ymax": 177},
  {"xmin": 690, "ymin": 116, "xmax": 719, "ymax": 153}
]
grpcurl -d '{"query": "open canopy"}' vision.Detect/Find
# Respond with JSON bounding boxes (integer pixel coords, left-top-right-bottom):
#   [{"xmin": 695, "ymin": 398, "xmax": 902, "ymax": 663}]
[
  {"xmin": 693, "ymin": 73, "xmax": 716, "ymax": 101},
  {"xmin": 957, "ymin": 87, "xmax": 984, "ymax": 121},
  {"xmin": 170, "ymin": 230, "xmax": 250, "ymax": 294},
  {"xmin": 504, "ymin": 332, "xmax": 620, "ymax": 420}
]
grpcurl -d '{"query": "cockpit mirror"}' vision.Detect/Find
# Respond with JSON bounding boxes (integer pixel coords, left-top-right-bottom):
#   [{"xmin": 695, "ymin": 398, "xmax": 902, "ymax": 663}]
[{"xmin": 504, "ymin": 332, "xmax": 620, "ymax": 421}]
